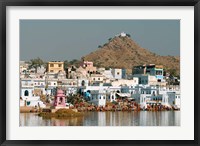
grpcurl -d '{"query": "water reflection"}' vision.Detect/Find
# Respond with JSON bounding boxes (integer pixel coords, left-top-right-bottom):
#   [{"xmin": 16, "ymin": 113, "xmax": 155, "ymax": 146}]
[{"xmin": 20, "ymin": 111, "xmax": 180, "ymax": 126}]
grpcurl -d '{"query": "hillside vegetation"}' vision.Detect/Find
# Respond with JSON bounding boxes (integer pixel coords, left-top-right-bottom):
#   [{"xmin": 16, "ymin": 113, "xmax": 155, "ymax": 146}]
[{"xmin": 83, "ymin": 35, "xmax": 180, "ymax": 75}]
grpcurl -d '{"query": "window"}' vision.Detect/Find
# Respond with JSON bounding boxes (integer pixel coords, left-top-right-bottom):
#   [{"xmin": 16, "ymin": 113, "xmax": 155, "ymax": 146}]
[
  {"xmin": 103, "ymin": 96, "xmax": 105, "ymax": 99},
  {"xmin": 93, "ymin": 78, "xmax": 95, "ymax": 81},
  {"xmin": 54, "ymin": 83, "xmax": 56, "ymax": 85},
  {"xmin": 112, "ymin": 95, "xmax": 114, "ymax": 99},
  {"xmin": 98, "ymin": 78, "xmax": 100, "ymax": 80},
  {"xmin": 50, "ymin": 70, "xmax": 53, "ymax": 72},
  {"xmin": 81, "ymin": 80, "xmax": 85, "ymax": 86},
  {"xmin": 58, "ymin": 64, "xmax": 62, "ymax": 67},
  {"xmin": 24, "ymin": 90, "xmax": 29, "ymax": 96},
  {"xmin": 50, "ymin": 64, "xmax": 54, "ymax": 67},
  {"xmin": 156, "ymin": 71, "xmax": 162, "ymax": 75},
  {"xmin": 153, "ymin": 91, "xmax": 155, "ymax": 96},
  {"xmin": 117, "ymin": 72, "xmax": 120, "ymax": 75}
]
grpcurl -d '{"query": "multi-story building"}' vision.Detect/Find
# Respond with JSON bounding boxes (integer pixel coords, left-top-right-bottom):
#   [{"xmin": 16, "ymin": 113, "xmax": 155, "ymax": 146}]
[
  {"xmin": 89, "ymin": 74, "xmax": 105, "ymax": 84},
  {"xmin": 20, "ymin": 61, "xmax": 29, "ymax": 74},
  {"xmin": 111, "ymin": 68, "xmax": 122, "ymax": 79},
  {"xmin": 20, "ymin": 78, "xmax": 35, "ymax": 100},
  {"xmin": 33, "ymin": 78, "xmax": 46, "ymax": 96},
  {"xmin": 133, "ymin": 64, "xmax": 164, "ymax": 82},
  {"xmin": 80, "ymin": 61, "xmax": 97, "ymax": 73},
  {"xmin": 102, "ymin": 69, "xmax": 114, "ymax": 79},
  {"xmin": 111, "ymin": 78, "xmax": 139, "ymax": 87},
  {"xmin": 47, "ymin": 61, "xmax": 64, "ymax": 73}
]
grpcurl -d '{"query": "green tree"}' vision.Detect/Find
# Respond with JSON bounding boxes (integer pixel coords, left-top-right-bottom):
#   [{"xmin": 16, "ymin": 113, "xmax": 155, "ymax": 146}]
[
  {"xmin": 64, "ymin": 60, "xmax": 70, "ymax": 70},
  {"xmin": 29, "ymin": 57, "xmax": 45, "ymax": 73},
  {"xmin": 126, "ymin": 34, "xmax": 131, "ymax": 37},
  {"xmin": 168, "ymin": 68, "xmax": 177, "ymax": 77},
  {"xmin": 69, "ymin": 59, "xmax": 81, "ymax": 68},
  {"xmin": 98, "ymin": 45, "xmax": 102, "ymax": 48},
  {"xmin": 67, "ymin": 94, "xmax": 83, "ymax": 105}
]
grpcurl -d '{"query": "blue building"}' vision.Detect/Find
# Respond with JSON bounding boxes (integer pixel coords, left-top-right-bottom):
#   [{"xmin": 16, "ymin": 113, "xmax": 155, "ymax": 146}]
[
  {"xmin": 122, "ymin": 68, "xmax": 126, "ymax": 79},
  {"xmin": 133, "ymin": 64, "xmax": 164, "ymax": 82}
]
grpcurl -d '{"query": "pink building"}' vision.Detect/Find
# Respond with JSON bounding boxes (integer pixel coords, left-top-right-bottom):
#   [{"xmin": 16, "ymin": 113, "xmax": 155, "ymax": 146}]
[
  {"xmin": 54, "ymin": 89, "xmax": 66, "ymax": 108},
  {"xmin": 80, "ymin": 61, "xmax": 97, "ymax": 73},
  {"xmin": 81, "ymin": 61, "xmax": 94, "ymax": 68}
]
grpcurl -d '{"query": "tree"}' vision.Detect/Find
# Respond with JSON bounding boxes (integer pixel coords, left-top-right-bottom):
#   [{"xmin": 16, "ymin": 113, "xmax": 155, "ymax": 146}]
[
  {"xmin": 69, "ymin": 59, "xmax": 81, "ymax": 68},
  {"xmin": 64, "ymin": 60, "xmax": 70, "ymax": 70},
  {"xmin": 29, "ymin": 57, "xmax": 45, "ymax": 73},
  {"xmin": 98, "ymin": 45, "xmax": 102, "ymax": 48},
  {"xmin": 168, "ymin": 68, "xmax": 177, "ymax": 77},
  {"xmin": 126, "ymin": 34, "xmax": 131, "ymax": 37},
  {"xmin": 67, "ymin": 94, "xmax": 83, "ymax": 105}
]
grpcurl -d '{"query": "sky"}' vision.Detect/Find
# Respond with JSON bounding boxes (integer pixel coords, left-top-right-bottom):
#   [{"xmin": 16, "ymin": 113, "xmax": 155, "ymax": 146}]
[{"xmin": 20, "ymin": 20, "xmax": 180, "ymax": 62}]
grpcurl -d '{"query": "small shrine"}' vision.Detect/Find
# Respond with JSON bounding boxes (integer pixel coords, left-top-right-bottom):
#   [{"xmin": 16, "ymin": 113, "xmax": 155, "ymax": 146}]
[{"xmin": 54, "ymin": 89, "xmax": 66, "ymax": 109}]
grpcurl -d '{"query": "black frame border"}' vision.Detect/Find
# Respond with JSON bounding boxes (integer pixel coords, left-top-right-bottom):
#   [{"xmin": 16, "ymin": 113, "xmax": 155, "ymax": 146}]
[{"xmin": 0, "ymin": 0, "xmax": 199, "ymax": 146}]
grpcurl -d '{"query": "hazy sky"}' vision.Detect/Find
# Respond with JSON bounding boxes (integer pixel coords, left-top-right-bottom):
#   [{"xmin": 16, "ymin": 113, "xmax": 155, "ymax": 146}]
[{"xmin": 20, "ymin": 20, "xmax": 180, "ymax": 61}]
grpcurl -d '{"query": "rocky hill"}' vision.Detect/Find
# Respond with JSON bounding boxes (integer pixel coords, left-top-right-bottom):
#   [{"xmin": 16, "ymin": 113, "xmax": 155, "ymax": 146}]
[{"xmin": 83, "ymin": 34, "xmax": 180, "ymax": 75}]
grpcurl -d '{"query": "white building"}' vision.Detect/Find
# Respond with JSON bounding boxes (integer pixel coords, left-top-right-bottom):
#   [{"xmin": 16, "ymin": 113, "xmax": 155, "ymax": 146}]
[
  {"xmin": 90, "ymin": 74, "xmax": 105, "ymax": 83},
  {"xmin": 133, "ymin": 74, "xmax": 166, "ymax": 86},
  {"xmin": 88, "ymin": 90, "xmax": 107, "ymax": 107},
  {"xmin": 111, "ymin": 69, "xmax": 122, "ymax": 79},
  {"xmin": 77, "ymin": 79, "xmax": 89, "ymax": 87},
  {"xmin": 46, "ymin": 79, "xmax": 58, "ymax": 95},
  {"xmin": 20, "ymin": 79, "xmax": 35, "ymax": 100},
  {"xmin": 133, "ymin": 85, "xmax": 180, "ymax": 109},
  {"xmin": 20, "ymin": 61, "xmax": 29, "ymax": 74},
  {"xmin": 34, "ymin": 85, "xmax": 46, "ymax": 96},
  {"xmin": 103, "ymin": 69, "xmax": 114, "ymax": 79},
  {"xmin": 20, "ymin": 78, "xmax": 46, "ymax": 108},
  {"xmin": 36, "ymin": 66, "xmax": 46, "ymax": 74},
  {"xmin": 111, "ymin": 78, "xmax": 138, "ymax": 87},
  {"xmin": 115, "ymin": 32, "xmax": 127, "ymax": 37}
]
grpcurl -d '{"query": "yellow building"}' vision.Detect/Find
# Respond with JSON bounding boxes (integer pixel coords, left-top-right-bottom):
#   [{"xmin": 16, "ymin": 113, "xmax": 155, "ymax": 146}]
[{"xmin": 47, "ymin": 61, "xmax": 64, "ymax": 73}]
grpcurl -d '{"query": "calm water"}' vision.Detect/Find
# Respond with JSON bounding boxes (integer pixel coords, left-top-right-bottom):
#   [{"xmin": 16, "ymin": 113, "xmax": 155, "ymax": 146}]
[{"xmin": 20, "ymin": 111, "xmax": 180, "ymax": 126}]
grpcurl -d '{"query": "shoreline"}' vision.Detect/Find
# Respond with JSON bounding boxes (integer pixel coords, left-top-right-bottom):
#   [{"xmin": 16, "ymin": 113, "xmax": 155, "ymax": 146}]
[
  {"xmin": 20, "ymin": 106, "xmax": 40, "ymax": 113},
  {"xmin": 38, "ymin": 108, "xmax": 83, "ymax": 118},
  {"xmin": 20, "ymin": 106, "xmax": 179, "ymax": 114}
]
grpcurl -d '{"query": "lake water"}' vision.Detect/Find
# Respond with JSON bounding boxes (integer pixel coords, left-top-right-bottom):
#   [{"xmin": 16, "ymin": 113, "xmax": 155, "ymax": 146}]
[{"xmin": 20, "ymin": 111, "xmax": 180, "ymax": 126}]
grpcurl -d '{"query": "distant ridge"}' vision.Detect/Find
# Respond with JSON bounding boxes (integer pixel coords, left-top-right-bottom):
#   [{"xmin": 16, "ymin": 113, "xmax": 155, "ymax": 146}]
[{"xmin": 83, "ymin": 33, "xmax": 180, "ymax": 75}]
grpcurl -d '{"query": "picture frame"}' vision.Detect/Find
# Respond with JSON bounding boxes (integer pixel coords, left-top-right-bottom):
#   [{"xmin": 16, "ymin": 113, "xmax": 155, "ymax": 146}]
[{"xmin": 0, "ymin": 0, "xmax": 199, "ymax": 146}]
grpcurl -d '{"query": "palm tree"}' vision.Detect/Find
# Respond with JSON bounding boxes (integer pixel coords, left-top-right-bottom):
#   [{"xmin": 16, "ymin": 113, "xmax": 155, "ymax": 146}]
[{"xmin": 28, "ymin": 57, "xmax": 45, "ymax": 73}]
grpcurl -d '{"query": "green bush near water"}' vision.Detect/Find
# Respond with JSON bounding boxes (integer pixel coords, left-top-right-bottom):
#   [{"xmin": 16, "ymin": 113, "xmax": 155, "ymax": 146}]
[{"xmin": 38, "ymin": 109, "xmax": 83, "ymax": 119}]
